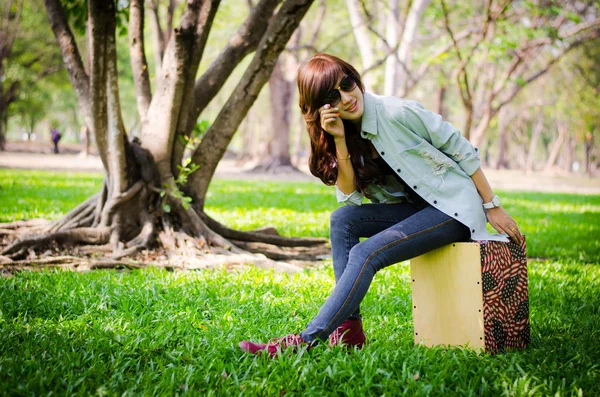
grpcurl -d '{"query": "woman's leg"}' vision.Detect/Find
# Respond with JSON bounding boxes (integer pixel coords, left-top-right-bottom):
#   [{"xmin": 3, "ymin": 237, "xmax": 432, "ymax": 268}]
[
  {"xmin": 329, "ymin": 202, "xmax": 420, "ymax": 319},
  {"xmin": 301, "ymin": 205, "xmax": 470, "ymax": 342}
]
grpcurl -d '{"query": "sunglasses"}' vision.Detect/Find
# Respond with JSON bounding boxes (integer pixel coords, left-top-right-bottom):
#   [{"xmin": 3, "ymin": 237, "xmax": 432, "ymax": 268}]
[{"xmin": 322, "ymin": 75, "xmax": 357, "ymax": 107}]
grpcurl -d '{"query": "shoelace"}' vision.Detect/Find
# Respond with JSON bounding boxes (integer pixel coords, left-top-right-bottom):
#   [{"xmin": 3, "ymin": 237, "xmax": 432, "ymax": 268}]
[{"xmin": 268, "ymin": 334, "xmax": 303, "ymax": 347}]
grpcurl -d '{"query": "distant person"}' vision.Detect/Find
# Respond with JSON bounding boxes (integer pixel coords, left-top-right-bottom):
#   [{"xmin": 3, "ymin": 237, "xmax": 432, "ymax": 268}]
[
  {"xmin": 239, "ymin": 53, "xmax": 522, "ymax": 357},
  {"xmin": 51, "ymin": 127, "xmax": 62, "ymax": 154}
]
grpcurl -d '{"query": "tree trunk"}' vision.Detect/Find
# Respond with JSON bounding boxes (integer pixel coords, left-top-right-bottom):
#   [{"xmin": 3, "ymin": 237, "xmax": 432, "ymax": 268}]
[
  {"xmin": 252, "ymin": 55, "xmax": 297, "ymax": 173},
  {"xmin": 384, "ymin": 0, "xmax": 400, "ymax": 96},
  {"xmin": 81, "ymin": 124, "xmax": 91, "ymax": 156},
  {"xmin": 525, "ymin": 116, "xmax": 543, "ymax": 173},
  {"xmin": 545, "ymin": 122, "xmax": 567, "ymax": 171},
  {"xmin": 562, "ymin": 134, "xmax": 575, "ymax": 173},
  {"xmin": 236, "ymin": 107, "xmax": 258, "ymax": 165},
  {"xmin": 0, "ymin": 66, "xmax": 5, "ymax": 150},
  {"xmin": 436, "ymin": 84, "xmax": 447, "ymax": 119},
  {"xmin": 148, "ymin": 4, "xmax": 166, "ymax": 77},
  {"xmin": 395, "ymin": 0, "xmax": 431, "ymax": 97},
  {"xmin": 292, "ymin": 110, "xmax": 306, "ymax": 167},
  {"xmin": 584, "ymin": 131, "xmax": 595, "ymax": 176},
  {"xmin": 0, "ymin": 111, "xmax": 6, "ymax": 151},
  {"xmin": 494, "ymin": 128, "xmax": 508, "ymax": 170},
  {"xmin": 346, "ymin": 0, "xmax": 375, "ymax": 90},
  {"xmin": 494, "ymin": 108, "xmax": 509, "ymax": 169},
  {"xmin": 4, "ymin": 0, "xmax": 327, "ymax": 273}
]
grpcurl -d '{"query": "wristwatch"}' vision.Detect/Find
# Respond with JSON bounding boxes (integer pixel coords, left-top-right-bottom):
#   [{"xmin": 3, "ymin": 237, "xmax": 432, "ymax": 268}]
[{"xmin": 482, "ymin": 195, "xmax": 501, "ymax": 209}]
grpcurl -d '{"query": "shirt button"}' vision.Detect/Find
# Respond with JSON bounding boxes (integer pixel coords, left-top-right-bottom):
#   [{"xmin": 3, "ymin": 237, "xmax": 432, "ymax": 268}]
[
  {"xmin": 472, "ymin": 229, "xmax": 475, "ymax": 233},
  {"xmin": 413, "ymin": 185, "xmax": 417, "ymax": 190},
  {"xmin": 397, "ymin": 169, "xmax": 401, "ymax": 172},
  {"xmin": 433, "ymin": 200, "xmax": 437, "ymax": 204},
  {"xmin": 381, "ymin": 151, "xmax": 385, "ymax": 155},
  {"xmin": 454, "ymin": 213, "xmax": 458, "ymax": 216}
]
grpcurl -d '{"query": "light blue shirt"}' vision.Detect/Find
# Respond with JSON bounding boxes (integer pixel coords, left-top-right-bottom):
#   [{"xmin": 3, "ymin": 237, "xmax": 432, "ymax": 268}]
[{"xmin": 335, "ymin": 92, "xmax": 508, "ymax": 242}]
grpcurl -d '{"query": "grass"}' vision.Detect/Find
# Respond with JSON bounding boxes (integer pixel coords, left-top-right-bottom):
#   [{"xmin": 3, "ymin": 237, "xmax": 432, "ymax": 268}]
[
  {"xmin": 1, "ymin": 170, "xmax": 598, "ymax": 262},
  {"xmin": 0, "ymin": 168, "xmax": 599, "ymax": 396}
]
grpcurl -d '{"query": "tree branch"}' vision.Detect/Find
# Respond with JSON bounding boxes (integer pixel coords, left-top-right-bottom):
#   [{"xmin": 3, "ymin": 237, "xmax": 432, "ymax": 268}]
[
  {"xmin": 4, "ymin": 0, "xmax": 23, "ymax": 58},
  {"xmin": 87, "ymin": 0, "xmax": 111, "ymax": 171},
  {"xmin": 165, "ymin": 0, "xmax": 178, "ymax": 45},
  {"xmin": 43, "ymin": 0, "xmax": 91, "ymax": 122},
  {"xmin": 184, "ymin": 0, "xmax": 280, "ymax": 132},
  {"xmin": 173, "ymin": 0, "xmax": 221, "ymax": 144},
  {"xmin": 140, "ymin": 0, "xmax": 219, "ymax": 180},
  {"xmin": 440, "ymin": 0, "xmax": 472, "ymax": 108},
  {"xmin": 172, "ymin": 0, "xmax": 281, "ymax": 174},
  {"xmin": 147, "ymin": 0, "xmax": 165, "ymax": 75},
  {"xmin": 185, "ymin": 0, "xmax": 315, "ymax": 209},
  {"xmin": 129, "ymin": 0, "xmax": 152, "ymax": 124}
]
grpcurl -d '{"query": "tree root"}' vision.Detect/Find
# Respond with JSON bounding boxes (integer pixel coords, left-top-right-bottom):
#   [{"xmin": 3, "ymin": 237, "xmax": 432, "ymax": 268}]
[
  {"xmin": 162, "ymin": 252, "xmax": 303, "ymax": 274},
  {"xmin": 0, "ymin": 219, "xmax": 51, "ymax": 229},
  {"xmin": 231, "ymin": 240, "xmax": 331, "ymax": 261},
  {"xmin": 2, "ymin": 227, "xmax": 111, "ymax": 258},
  {"xmin": 100, "ymin": 181, "xmax": 145, "ymax": 227},
  {"xmin": 199, "ymin": 212, "xmax": 328, "ymax": 247},
  {"xmin": 0, "ymin": 257, "xmax": 143, "ymax": 275},
  {"xmin": 47, "ymin": 193, "xmax": 99, "ymax": 233},
  {"xmin": 1, "ymin": 179, "xmax": 331, "ymax": 273},
  {"xmin": 249, "ymin": 163, "xmax": 302, "ymax": 174}
]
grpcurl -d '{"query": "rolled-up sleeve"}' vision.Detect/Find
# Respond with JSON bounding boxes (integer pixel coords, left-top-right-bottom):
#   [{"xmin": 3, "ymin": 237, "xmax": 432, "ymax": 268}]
[
  {"xmin": 399, "ymin": 101, "xmax": 481, "ymax": 176},
  {"xmin": 336, "ymin": 185, "xmax": 364, "ymax": 206}
]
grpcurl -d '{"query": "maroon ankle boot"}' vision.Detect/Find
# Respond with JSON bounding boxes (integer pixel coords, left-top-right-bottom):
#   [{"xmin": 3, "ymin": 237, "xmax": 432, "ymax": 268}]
[{"xmin": 328, "ymin": 318, "xmax": 366, "ymax": 348}]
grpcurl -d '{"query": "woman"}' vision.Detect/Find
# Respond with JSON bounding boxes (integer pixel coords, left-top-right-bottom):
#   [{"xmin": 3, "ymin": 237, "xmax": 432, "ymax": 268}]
[{"xmin": 239, "ymin": 53, "xmax": 521, "ymax": 357}]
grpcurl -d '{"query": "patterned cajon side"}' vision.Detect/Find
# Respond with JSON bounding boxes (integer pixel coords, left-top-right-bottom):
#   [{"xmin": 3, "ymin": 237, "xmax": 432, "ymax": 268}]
[
  {"xmin": 410, "ymin": 239, "xmax": 530, "ymax": 354},
  {"xmin": 480, "ymin": 237, "xmax": 530, "ymax": 353}
]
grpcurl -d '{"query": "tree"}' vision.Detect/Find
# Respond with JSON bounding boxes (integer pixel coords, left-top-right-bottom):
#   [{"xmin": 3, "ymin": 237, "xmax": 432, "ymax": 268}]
[
  {"xmin": 439, "ymin": 0, "xmax": 600, "ymax": 147},
  {"xmin": 0, "ymin": 0, "xmax": 63, "ymax": 150},
  {"xmin": 251, "ymin": 0, "xmax": 326, "ymax": 173},
  {"xmin": 1, "ymin": 0, "xmax": 329, "ymax": 272}
]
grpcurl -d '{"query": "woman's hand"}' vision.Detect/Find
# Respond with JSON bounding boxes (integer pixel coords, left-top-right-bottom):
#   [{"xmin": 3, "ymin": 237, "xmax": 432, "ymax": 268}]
[
  {"xmin": 486, "ymin": 206, "xmax": 522, "ymax": 243},
  {"xmin": 319, "ymin": 104, "xmax": 345, "ymax": 139}
]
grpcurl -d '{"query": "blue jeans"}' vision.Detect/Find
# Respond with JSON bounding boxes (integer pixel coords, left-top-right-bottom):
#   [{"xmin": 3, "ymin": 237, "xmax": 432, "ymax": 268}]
[{"xmin": 300, "ymin": 202, "xmax": 470, "ymax": 342}]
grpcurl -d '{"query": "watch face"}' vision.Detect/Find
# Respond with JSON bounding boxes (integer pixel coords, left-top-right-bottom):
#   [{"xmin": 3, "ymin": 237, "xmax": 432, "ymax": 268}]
[{"xmin": 492, "ymin": 195, "xmax": 500, "ymax": 207}]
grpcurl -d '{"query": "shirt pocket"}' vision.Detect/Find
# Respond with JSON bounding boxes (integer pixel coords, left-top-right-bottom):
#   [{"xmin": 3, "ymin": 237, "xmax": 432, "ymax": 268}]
[{"xmin": 399, "ymin": 139, "xmax": 456, "ymax": 189}]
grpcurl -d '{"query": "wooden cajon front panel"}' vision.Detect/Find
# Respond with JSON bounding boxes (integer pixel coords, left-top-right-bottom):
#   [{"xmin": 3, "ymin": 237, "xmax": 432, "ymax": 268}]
[{"xmin": 410, "ymin": 242, "xmax": 485, "ymax": 350}]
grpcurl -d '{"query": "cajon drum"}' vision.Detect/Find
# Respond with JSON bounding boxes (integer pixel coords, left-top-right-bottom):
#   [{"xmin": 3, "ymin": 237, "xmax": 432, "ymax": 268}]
[{"xmin": 410, "ymin": 238, "xmax": 529, "ymax": 354}]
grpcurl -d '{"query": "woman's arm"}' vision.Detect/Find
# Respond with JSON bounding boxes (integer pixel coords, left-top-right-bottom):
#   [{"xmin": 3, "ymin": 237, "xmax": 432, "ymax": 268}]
[
  {"xmin": 334, "ymin": 137, "xmax": 356, "ymax": 195},
  {"xmin": 470, "ymin": 168, "xmax": 522, "ymax": 242},
  {"xmin": 320, "ymin": 103, "xmax": 357, "ymax": 195}
]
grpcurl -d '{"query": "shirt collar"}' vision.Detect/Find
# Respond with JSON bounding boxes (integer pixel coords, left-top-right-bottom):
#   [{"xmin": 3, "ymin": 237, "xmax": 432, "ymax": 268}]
[{"xmin": 361, "ymin": 91, "xmax": 378, "ymax": 135}]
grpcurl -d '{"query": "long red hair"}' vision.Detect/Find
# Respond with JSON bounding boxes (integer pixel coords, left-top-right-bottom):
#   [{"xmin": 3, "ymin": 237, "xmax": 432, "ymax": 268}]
[{"xmin": 297, "ymin": 53, "xmax": 381, "ymax": 194}]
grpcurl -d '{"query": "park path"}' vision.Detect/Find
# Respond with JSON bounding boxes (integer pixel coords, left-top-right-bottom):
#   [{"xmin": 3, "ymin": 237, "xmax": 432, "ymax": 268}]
[{"xmin": 1, "ymin": 151, "xmax": 599, "ymax": 194}]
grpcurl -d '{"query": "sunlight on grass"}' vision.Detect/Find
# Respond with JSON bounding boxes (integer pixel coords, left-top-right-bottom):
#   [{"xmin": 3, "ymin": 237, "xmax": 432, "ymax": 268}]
[{"xmin": 1, "ymin": 169, "xmax": 599, "ymax": 261}]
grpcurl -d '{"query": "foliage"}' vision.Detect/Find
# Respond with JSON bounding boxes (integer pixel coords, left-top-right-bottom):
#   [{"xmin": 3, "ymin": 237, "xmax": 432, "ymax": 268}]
[
  {"xmin": 0, "ymin": 169, "xmax": 599, "ymax": 395},
  {"xmin": 2, "ymin": 0, "xmax": 66, "ymax": 135},
  {"xmin": 160, "ymin": 160, "xmax": 201, "ymax": 212},
  {"xmin": 178, "ymin": 120, "xmax": 211, "ymax": 152}
]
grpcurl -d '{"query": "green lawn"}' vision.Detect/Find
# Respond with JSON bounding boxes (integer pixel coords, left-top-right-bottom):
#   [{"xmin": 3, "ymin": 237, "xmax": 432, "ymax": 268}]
[{"xmin": 0, "ymin": 169, "xmax": 599, "ymax": 396}]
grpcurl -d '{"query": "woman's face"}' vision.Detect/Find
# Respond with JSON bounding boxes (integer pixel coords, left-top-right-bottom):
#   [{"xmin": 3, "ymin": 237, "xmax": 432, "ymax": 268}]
[{"xmin": 326, "ymin": 74, "xmax": 364, "ymax": 122}]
